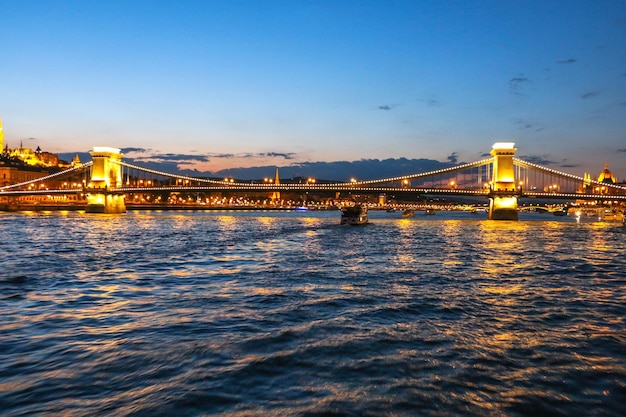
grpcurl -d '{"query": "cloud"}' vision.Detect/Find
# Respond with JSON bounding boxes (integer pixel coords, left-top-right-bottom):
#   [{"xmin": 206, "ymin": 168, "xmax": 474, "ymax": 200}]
[
  {"xmin": 212, "ymin": 157, "xmax": 463, "ymax": 181},
  {"xmin": 121, "ymin": 147, "xmax": 148, "ymax": 154},
  {"xmin": 581, "ymin": 91, "xmax": 599, "ymax": 99},
  {"xmin": 514, "ymin": 119, "xmax": 534, "ymax": 129},
  {"xmin": 417, "ymin": 98, "xmax": 440, "ymax": 107},
  {"xmin": 206, "ymin": 151, "xmax": 296, "ymax": 160},
  {"xmin": 509, "ymin": 75, "xmax": 530, "ymax": 95},
  {"xmin": 513, "ymin": 119, "xmax": 545, "ymax": 132},
  {"xmin": 135, "ymin": 153, "xmax": 210, "ymax": 162},
  {"xmin": 556, "ymin": 58, "xmax": 577, "ymax": 64},
  {"xmin": 519, "ymin": 154, "xmax": 557, "ymax": 165},
  {"xmin": 207, "ymin": 153, "xmax": 236, "ymax": 158},
  {"xmin": 479, "ymin": 152, "xmax": 491, "ymax": 158},
  {"xmin": 262, "ymin": 152, "xmax": 296, "ymax": 159},
  {"xmin": 377, "ymin": 105, "xmax": 395, "ymax": 111},
  {"xmin": 447, "ymin": 152, "xmax": 458, "ymax": 164},
  {"xmin": 559, "ymin": 159, "xmax": 580, "ymax": 168},
  {"xmin": 617, "ymin": 149, "xmax": 626, "ymax": 153}
]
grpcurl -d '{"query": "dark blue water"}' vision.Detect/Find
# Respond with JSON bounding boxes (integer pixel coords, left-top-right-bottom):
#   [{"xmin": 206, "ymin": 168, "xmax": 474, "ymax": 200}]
[{"xmin": 1, "ymin": 210, "xmax": 625, "ymax": 416}]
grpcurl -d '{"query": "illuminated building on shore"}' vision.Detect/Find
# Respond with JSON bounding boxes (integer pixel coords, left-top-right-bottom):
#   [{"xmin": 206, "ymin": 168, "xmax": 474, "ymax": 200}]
[
  {"xmin": 1, "ymin": 118, "xmax": 71, "ymax": 169},
  {"xmin": 582, "ymin": 163, "xmax": 624, "ymax": 195},
  {"xmin": 597, "ymin": 163, "xmax": 618, "ymax": 184},
  {"xmin": 0, "ymin": 157, "xmax": 50, "ymax": 187},
  {"xmin": 0, "ymin": 118, "xmax": 75, "ymax": 188}
]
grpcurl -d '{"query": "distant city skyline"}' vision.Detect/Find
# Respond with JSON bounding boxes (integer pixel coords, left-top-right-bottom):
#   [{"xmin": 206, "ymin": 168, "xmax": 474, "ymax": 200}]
[{"xmin": 1, "ymin": 0, "xmax": 625, "ymax": 179}]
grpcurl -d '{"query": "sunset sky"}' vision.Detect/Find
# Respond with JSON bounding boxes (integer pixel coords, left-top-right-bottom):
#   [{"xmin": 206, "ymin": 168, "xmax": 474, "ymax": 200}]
[{"xmin": 1, "ymin": 0, "xmax": 625, "ymax": 178}]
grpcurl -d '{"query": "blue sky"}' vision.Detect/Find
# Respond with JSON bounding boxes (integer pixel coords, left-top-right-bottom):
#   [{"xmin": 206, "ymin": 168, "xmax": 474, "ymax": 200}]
[{"xmin": 1, "ymin": 0, "xmax": 625, "ymax": 178}]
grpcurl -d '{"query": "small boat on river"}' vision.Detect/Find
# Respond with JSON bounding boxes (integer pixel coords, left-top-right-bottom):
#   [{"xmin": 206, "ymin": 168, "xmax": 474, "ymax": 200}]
[
  {"xmin": 401, "ymin": 209, "xmax": 414, "ymax": 217},
  {"xmin": 341, "ymin": 204, "xmax": 368, "ymax": 225},
  {"xmin": 424, "ymin": 208, "xmax": 436, "ymax": 215}
]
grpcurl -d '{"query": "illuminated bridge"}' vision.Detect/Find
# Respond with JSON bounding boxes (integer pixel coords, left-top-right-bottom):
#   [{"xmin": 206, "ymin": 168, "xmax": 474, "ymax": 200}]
[{"xmin": 1, "ymin": 143, "xmax": 625, "ymax": 220}]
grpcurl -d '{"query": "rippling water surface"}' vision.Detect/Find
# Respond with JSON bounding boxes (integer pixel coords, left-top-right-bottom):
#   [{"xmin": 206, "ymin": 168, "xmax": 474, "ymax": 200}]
[{"xmin": 1, "ymin": 210, "xmax": 625, "ymax": 416}]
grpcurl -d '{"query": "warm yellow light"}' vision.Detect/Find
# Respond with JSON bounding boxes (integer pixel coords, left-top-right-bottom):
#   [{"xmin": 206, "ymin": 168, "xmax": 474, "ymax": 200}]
[
  {"xmin": 493, "ymin": 196, "xmax": 517, "ymax": 209},
  {"xmin": 492, "ymin": 142, "xmax": 516, "ymax": 149},
  {"xmin": 92, "ymin": 146, "xmax": 121, "ymax": 154}
]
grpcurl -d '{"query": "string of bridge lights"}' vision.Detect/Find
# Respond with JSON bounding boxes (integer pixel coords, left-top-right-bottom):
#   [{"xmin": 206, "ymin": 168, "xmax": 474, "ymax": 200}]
[
  {"xmin": 115, "ymin": 158, "xmax": 497, "ymax": 188},
  {"xmin": 0, "ymin": 161, "xmax": 93, "ymax": 191},
  {"xmin": 3, "ymin": 156, "xmax": 624, "ymax": 198},
  {"xmin": 513, "ymin": 158, "xmax": 626, "ymax": 191}
]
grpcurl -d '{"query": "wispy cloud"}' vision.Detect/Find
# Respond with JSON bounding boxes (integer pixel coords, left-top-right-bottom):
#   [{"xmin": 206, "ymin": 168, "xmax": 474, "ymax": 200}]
[
  {"xmin": 377, "ymin": 104, "xmax": 395, "ymax": 111},
  {"xmin": 261, "ymin": 152, "xmax": 296, "ymax": 160},
  {"xmin": 617, "ymin": 149, "xmax": 626, "ymax": 153},
  {"xmin": 509, "ymin": 74, "xmax": 530, "ymax": 95},
  {"xmin": 519, "ymin": 155, "xmax": 556, "ymax": 165},
  {"xmin": 447, "ymin": 152, "xmax": 458, "ymax": 164},
  {"xmin": 134, "ymin": 153, "xmax": 210, "ymax": 162},
  {"xmin": 513, "ymin": 118, "xmax": 545, "ymax": 132},
  {"xmin": 121, "ymin": 147, "xmax": 149, "ymax": 154},
  {"xmin": 417, "ymin": 98, "xmax": 440, "ymax": 107},
  {"xmin": 559, "ymin": 159, "xmax": 580, "ymax": 168},
  {"xmin": 581, "ymin": 91, "xmax": 600, "ymax": 100},
  {"xmin": 217, "ymin": 152, "xmax": 297, "ymax": 160},
  {"xmin": 556, "ymin": 58, "xmax": 577, "ymax": 64},
  {"xmin": 514, "ymin": 119, "xmax": 533, "ymax": 129},
  {"xmin": 208, "ymin": 153, "xmax": 236, "ymax": 158}
]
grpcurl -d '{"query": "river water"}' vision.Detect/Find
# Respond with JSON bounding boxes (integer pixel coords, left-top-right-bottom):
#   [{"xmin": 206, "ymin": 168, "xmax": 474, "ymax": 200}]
[{"xmin": 1, "ymin": 209, "xmax": 624, "ymax": 416}]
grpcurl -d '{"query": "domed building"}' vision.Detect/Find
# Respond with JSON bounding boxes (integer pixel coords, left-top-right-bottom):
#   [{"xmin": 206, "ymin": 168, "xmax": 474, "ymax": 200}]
[
  {"xmin": 582, "ymin": 163, "xmax": 624, "ymax": 195},
  {"xmin": 597, "ymin": 163, "xmax": 617, "ymax": 184}
]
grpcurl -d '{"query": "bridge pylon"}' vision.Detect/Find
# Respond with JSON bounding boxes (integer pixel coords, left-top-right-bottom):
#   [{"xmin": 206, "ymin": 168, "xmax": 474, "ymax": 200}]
[
  {"xmin": 85, "ymin": 147, "xmax": 126, "ymax": 214},
  {"xmin": 488, "ymin": 142, "xmax": 519, "ymax": 220}
]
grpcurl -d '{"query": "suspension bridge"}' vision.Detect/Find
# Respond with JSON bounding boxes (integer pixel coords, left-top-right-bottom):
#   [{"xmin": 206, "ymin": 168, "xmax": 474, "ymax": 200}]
[{"xmin": 1, "ymin": 143, "xmax": 625, "ymax": 220}]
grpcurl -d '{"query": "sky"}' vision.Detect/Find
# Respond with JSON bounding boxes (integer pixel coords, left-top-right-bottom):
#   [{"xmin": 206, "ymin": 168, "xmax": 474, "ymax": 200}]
[{"xmin": 1, "ymin": 0, "xmax": 625, "ymax": 179}]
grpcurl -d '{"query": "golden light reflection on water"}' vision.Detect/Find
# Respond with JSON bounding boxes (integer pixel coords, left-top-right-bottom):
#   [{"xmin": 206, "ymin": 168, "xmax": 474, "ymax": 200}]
[
  {"xmin": 256, "ymin": 215, "xmax": 278, "ymax": 226},
  {"xmin": 217, "ymin": 215, "xmax": 237, "ymax": 225},
  {"xmin": 301, "ymin": 217, "xmax": 322, "ymax": 226},
  {"xmin": 482, "ymin": 285, "xmax": 522, "ymax": 295},
  {"xmin": 3, "ymin": 211, "xmax": 625, "ymax": 416},
  {"xmin": 251, "ymin": 287, "xmax": 285, "ymax": 296},
  {"xmin": 477, "ymin": 220, "xmax": 536, "ymax": 275},
  {"xmin": 391, "ymin": 219, "xmax": 418, "ymax": 268}
]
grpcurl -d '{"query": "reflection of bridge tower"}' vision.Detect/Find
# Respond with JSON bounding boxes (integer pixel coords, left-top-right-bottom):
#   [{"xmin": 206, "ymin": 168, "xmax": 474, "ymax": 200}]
[
  {"xmin": 85, "ymin": 147, "xmax": 126, "ymax": 213},
  {"xmin": 489, "ymin": 142, "xmax": 518, "ymax": 220}
]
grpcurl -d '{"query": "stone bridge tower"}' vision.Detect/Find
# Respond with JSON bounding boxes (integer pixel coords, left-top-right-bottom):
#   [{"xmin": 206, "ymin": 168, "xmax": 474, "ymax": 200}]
[
  {"xmin": 85, "ymin": 147, "xmax": 126, "ymax": 213},
  {"xmin": 489, "ymin": 142, "xmax": 518, "ymax": 220}
]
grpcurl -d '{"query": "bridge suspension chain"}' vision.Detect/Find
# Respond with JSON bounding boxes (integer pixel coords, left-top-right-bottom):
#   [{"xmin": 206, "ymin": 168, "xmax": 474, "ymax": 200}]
[{"xmin": 0, "ymin": 162, "xmax": 93, "ymax": 191}]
